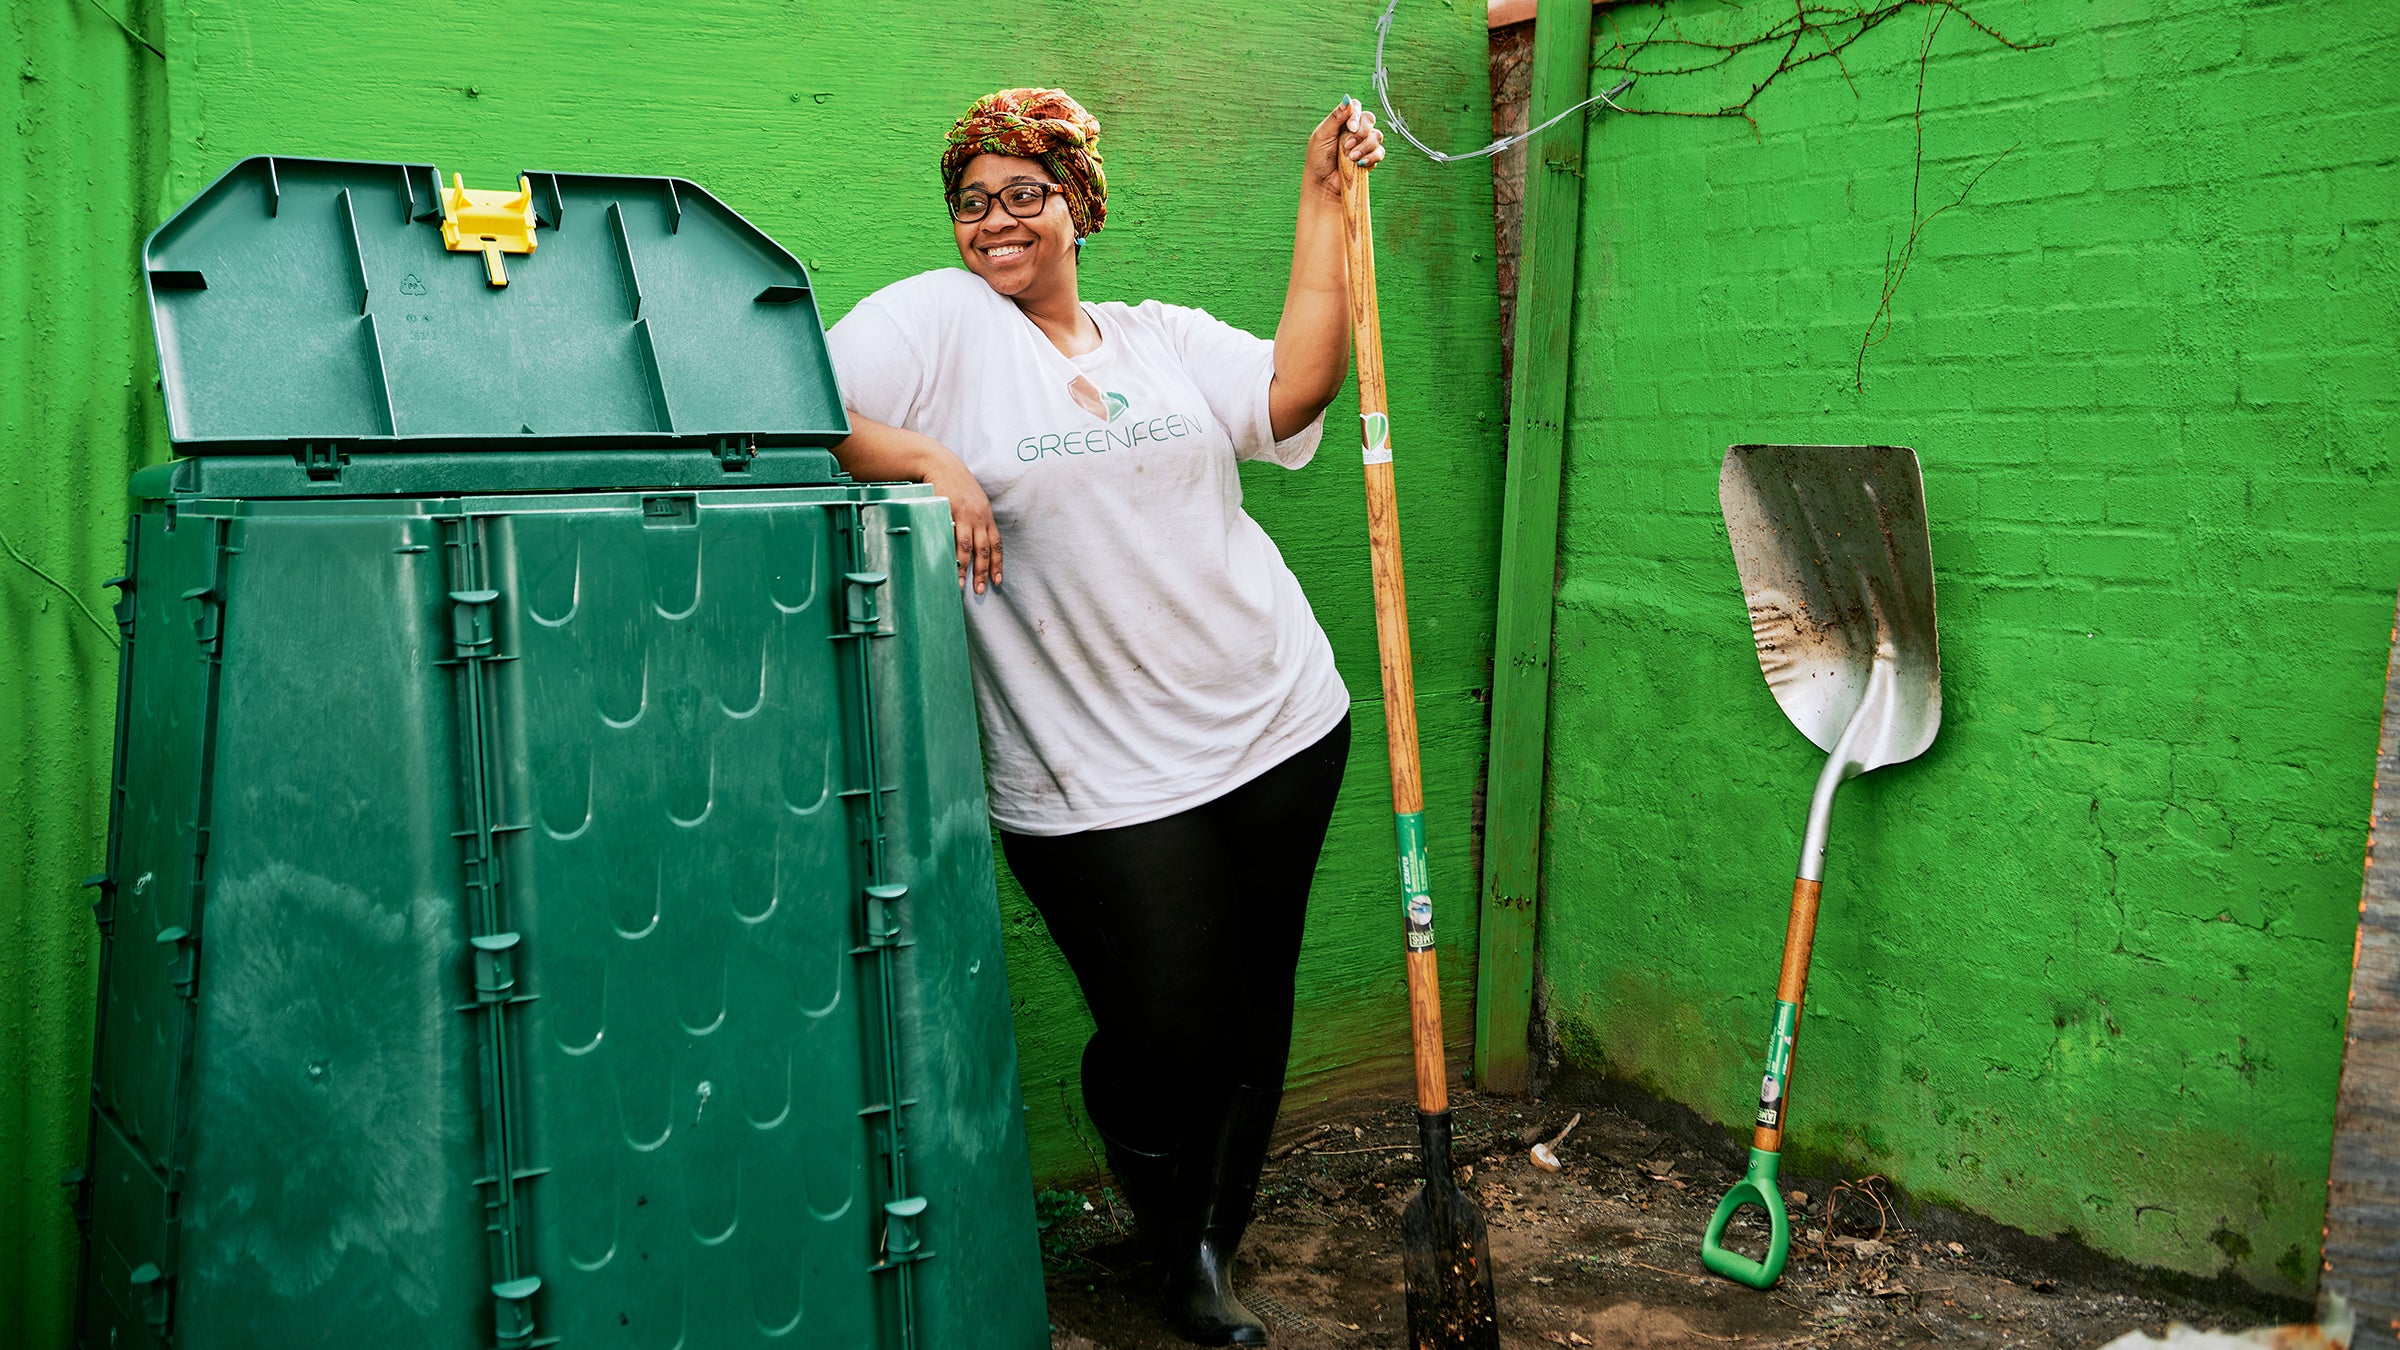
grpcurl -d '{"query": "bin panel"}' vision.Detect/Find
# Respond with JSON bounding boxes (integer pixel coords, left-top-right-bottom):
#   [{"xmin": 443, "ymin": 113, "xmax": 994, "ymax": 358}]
[
  {"xmin": 81, "ymin": 1116, "xmax": 173, "ymax": 1350},
  {"xmin": 144, "ymin": 158, "xmax": 848, "ymax": 457},
  {"xmin": 866, "ymin": 497, "xmax": 1048, "ymax": 1347},
  {"xmin": 91, "ymin": 513, "xmax": 218, "ymax": 1167},
  {"xmin": 168, "ymin": 508, "xmax": 487, "ymax": 1348},
  {"xmin": 501, "ymin": 495, "xmax": 881, "ymax": 1346},
  {"xmin": 546, "ymin": 174, "xmax": 848, "ymax": 442},
  {"xmin": 82, "ymin": 486, "xmax": 1049, "ymax": 1350}
]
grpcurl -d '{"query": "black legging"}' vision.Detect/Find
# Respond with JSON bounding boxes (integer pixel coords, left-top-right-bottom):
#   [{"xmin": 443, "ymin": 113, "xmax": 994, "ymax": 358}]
[{"xmin": 1001, "ymin": 715, "xmax": 1352, "ymax": 1153}]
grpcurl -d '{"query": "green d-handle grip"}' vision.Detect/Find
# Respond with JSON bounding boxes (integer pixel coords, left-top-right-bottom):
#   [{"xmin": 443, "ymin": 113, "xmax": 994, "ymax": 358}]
[{"xmin": 1700, "ymin": 1148, "xmax": 1789, "ymax": 1288}]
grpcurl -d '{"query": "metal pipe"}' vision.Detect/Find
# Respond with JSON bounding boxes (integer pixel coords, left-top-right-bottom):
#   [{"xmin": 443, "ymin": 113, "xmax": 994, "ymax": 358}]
[{"xmin": 1796, "ymin": 649, "xmax": 1896, "ymax": 882}]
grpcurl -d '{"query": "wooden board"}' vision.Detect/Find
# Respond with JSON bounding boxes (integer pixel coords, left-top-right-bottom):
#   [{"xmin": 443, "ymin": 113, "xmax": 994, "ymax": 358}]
[
  {"xmin": 2324, "ymin": 592, "xmax": 2400, "ymax": 1348},
  {"xmin": 1474, "ymin": 0, "xmax": 1595, "ymax": 1097}
]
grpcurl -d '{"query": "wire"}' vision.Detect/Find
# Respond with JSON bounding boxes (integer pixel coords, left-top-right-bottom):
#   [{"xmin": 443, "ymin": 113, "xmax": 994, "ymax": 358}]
[
  {"xmin": 80, "ymin": 0, "xmax": 166, "ymax": 61},
  {"xmin": 0, "ymin": 523, "xmax": 120, "ymax": 648},
  {"xmin": 1374, "ymin": 0, "xmax": 1635, "ymax": 163}
]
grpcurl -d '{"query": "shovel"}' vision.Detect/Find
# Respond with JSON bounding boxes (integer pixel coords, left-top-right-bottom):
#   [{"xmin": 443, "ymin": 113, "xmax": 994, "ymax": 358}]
[
  {"xmin": 1340, "ymin": 128, "xmax": 1502, "ymax": 1350},
  {"xmin": 1700, "ymin": 444, "xmax": 1943, "ymax": 1289}
]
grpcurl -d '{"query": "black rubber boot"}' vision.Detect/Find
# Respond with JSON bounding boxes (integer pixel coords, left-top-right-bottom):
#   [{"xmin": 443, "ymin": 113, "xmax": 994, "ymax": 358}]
[
  {"xmin": 1098, "ymin": 1127, "xmax": 1179, "ymax": 1250},
  {"xmin": 1086, "ymin": 1040, "xmax": 1183, "ymax": 1252},
  {"xmin": 1162, "ymin": 1084, "xmax": 1281, "ymax": 1347}
]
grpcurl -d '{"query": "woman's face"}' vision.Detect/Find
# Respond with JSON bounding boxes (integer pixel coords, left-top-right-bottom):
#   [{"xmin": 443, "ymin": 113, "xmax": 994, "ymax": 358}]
[{"xmin": 951, "ymin": 152, "xmax": 1078, "ymax": 297}]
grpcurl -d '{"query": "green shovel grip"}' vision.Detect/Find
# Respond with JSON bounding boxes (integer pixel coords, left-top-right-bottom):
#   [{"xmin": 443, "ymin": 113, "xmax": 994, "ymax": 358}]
[{"xmin": 1700, "ymin": 1148, "xmax": 1789, "ymax": 1288}]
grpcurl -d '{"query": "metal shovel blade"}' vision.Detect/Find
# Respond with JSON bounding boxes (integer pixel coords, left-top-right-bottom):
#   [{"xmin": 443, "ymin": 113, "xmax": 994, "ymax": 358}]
[
  {"xmin": 1400, "ymin": 1112, "xmax": 1499, "ymax": 1349},
  {"xmin": 1718, "ymin": 445, "xmax": 1942, "ymax": 771}
]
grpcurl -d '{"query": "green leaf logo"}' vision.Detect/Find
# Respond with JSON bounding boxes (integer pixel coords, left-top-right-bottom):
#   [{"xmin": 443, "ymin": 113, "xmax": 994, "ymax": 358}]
[
  {"xmin": 1361, "ymin": 411, "xmax": 1391, "ymax": 463},
  {"xmin": 1104, "ymin": 391, "xmax": 1130, "ymax": 422}
]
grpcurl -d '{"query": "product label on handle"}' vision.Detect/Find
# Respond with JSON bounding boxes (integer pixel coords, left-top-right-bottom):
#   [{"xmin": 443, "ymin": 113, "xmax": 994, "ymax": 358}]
[
  {"xmin": 1756, "ymin": 999, "xmax": 1798, "ymax": 1129},
  {"xmin": 1361, "ymin": 411, "xmax": 1393, "ymax": 466},
  {"xmin": 1394, "ymin": 809, "xmax": 1434, "ymax": 949}
]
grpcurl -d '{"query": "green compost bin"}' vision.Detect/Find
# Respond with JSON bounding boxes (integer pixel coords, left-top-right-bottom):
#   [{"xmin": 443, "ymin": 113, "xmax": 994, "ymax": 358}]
[{"xmin": 72, "ymin": 156, "xmax": 1049, "ymax": 1350}]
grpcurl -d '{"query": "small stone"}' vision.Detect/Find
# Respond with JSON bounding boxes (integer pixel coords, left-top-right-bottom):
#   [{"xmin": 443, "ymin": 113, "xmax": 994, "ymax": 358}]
[{"xmin": 1946, "ymin": 1241, "xmax": 1965, "ymax": 1256}]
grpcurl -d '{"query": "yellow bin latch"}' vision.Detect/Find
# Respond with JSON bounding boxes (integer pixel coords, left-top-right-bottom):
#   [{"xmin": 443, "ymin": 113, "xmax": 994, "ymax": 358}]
[{"xmin": 440, "ymin": 173, "xmax": 537, "ymax": 287}]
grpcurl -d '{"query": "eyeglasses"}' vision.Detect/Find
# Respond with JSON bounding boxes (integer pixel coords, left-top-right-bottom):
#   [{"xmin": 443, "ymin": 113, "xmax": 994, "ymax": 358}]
[{"xmin": 949, "ymin": 181, "xmax": 1069, "ymax": 224}]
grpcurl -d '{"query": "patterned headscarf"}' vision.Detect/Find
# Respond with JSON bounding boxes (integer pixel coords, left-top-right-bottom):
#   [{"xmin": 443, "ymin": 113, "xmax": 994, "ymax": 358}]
[{"xmin": 941, "ymin": 87, "xmax": 1108, "ymax": 238}]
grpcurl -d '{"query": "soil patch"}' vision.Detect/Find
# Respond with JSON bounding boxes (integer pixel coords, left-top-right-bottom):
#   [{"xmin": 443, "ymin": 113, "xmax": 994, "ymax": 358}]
[{"xmin": 1041, "ymin": 1074, "xmax": 2306, "ymax": 1348}]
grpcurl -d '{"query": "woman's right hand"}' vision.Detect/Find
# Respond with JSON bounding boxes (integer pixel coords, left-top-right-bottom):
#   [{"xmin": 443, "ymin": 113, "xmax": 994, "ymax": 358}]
[
  {"xmin": 924, "ymin": 449, "xmax": 1002, "ymax": 594},
  {"xmin": 830, "ymin": 414, "xmax": 1003, "ymax": 594}
]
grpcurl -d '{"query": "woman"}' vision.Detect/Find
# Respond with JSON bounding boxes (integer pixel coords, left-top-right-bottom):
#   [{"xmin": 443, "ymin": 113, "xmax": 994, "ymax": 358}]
[{"xmin": 824, "ymin": 87, "xmax": 1384, "ymax": 1346}]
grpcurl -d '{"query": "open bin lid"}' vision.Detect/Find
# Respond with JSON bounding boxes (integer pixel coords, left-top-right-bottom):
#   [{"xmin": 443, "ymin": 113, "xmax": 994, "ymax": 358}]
[{"xmin": 144, "ymin": 156, "xmax": 849, "ymax": 456}]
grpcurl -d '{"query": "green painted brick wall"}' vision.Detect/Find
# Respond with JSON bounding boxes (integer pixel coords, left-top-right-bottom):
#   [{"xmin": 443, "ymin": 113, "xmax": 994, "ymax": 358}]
[
  {"xmin": 1540, "ymin": 0, "xmax": 2398, "ymax": 1297},
  {"xmin": 2, "ymin": 3, "xmax": 1501, "ymax": 1345},
  {"xmin": 1, "ymin": 2, "xmax": 169, "ymax": 1343}
]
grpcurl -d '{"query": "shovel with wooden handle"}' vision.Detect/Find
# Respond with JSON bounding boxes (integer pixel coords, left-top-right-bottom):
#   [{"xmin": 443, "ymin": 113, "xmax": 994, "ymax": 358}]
[
  {"xmin": 1340, "ymin": 121, "xmax": 1502, "ymax": 1350},
  {"xmin": 1700, "ymin": 444, "xmax": 1944, "ymax": 1289}
]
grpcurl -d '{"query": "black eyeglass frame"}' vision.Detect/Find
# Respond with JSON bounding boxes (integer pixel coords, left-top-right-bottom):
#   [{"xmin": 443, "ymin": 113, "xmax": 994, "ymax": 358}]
[{"xmin": 948, "ymin": 181, "xmax": 1072, "ymax": 225}]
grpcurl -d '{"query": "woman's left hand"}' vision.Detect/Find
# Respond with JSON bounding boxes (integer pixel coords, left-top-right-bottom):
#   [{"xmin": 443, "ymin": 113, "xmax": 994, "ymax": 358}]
[{"xmin": 1305, "ymin": 99, "xmax": 1386, "ymax": 202}]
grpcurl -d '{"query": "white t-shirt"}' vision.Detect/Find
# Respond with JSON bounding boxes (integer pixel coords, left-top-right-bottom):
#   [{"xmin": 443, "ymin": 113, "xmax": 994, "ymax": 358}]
[{"xmin": 824, "ymin": 267, "xmax": 1351, "ymax": 836}]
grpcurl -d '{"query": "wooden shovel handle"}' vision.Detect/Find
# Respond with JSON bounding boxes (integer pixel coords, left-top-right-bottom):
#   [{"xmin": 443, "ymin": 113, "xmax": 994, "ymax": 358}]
[
  {"xmin": 1751, "ymin": 877, "xmax": 1823, "ymax": 1153},
  {"xmin": 1341, "ymin": 151, "xmax": 1449, "ymax": 1117}
]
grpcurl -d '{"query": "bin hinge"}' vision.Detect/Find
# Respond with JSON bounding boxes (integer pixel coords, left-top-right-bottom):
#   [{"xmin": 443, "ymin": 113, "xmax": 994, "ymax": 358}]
[
  {"xmin": 839, "ymin": 571, "xmax": 889, "ymax": 638},
  {"xmin": 182, "ymin": 579, "xmax": 224, "ymax": 651},
  {"xmin": 857, "ymin": 883, "xmax": 911, "ymax": 952},
  {"xmin": 60, "ymin": 1166, "xmax": 92, "ymax": 1240},
  {"xmin": 716, "ymin": 436, "xmax": 758, "ymax": 473},
  {"xmin": 879, "ymin": 1195, "xmax": 932, "ymax": 1270},
  {"xmin": 295, "ymin": 442, "xmax": 350, "ymax": 482},
  {"xmin": 82, "ymin": 872, "xmax": 114, "ymax": 936},
  {"xmin": 470, "ymin": 932, "xmax": 523, "ymax": 1003},
  {"xmin": 182, "ymin": 523, "xmax": 237, "ymax": 655},
  {"xmin": 450, "ymin": 587, "xmax": 503, "ymax": 662},
  {"xmin": 127, "ymin": 1261, "xmax": 173, "ymax": 1333},
  {"xmin": 105, "ymin": 571, "xmax": 135, "ymax": 638},
  {"xmin": 156, "ymin": 926, "xmax": 197, "ymax": 998}
]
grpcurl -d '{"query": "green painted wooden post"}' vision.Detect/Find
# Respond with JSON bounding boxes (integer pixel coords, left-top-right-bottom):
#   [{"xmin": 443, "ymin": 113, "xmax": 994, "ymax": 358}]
[{"xmin": 1473, "ymin": 0, "xmax": 1592, "ymax": 1095}]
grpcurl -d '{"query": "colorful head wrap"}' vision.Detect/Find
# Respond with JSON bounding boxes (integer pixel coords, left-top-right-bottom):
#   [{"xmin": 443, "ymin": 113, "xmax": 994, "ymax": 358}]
[{"xmin": 941, "ymin": 87, "xmax": 1108, "ymax": 238}]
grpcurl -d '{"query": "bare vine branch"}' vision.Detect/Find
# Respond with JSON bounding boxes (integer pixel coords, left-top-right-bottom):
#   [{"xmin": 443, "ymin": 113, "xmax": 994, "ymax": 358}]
[
  {"xmin": 1583, "ymin": 0, "xmax": 2042, "ymax": 390},
  {"xmin": 1592, "ymin": 0, "xmax": 2040, "ymax": 132},
  {"xmin": 1856, "ymin": 4, "xmax": 2020, "ymax": 390}
]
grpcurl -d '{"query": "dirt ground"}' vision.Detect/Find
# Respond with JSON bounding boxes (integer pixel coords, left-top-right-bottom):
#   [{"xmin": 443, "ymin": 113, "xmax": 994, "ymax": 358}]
[{"xmin": 1040, "ymin": 1072, "xmax": 2307, "ymax": 1349}]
